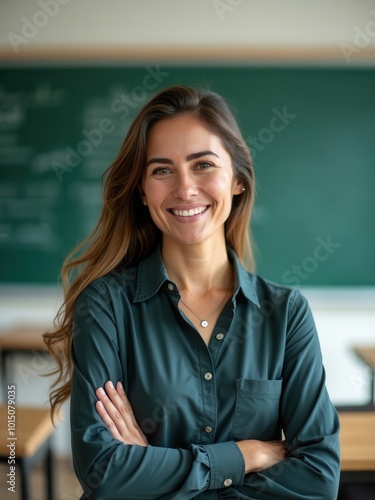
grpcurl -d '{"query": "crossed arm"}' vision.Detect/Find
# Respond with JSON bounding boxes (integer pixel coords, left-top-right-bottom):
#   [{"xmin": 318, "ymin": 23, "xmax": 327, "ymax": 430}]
[{"xmin": 95, "ymin": 380, "xmax": 286, "ymax": 474}]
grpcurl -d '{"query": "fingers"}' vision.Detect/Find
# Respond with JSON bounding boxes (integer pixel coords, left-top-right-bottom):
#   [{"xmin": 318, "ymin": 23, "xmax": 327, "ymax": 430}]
[
  {"xmin": 95, "ymin": 382, "xmax": 135, "ymax": 442},
  {"xmin": 265, "ymin": 440, "xmax": 286, "ymax": 458},
  {"xmin": 111, "ymin": 381, "xmax": 139, "ymax": 427},
  {"xmin": 104, "ymin": 381, "xmax": 136, "ymax": 427},
  {"xmin": 275, "ymin": 441, "xmax": 287, "ymax": 461},
  {"xmin": 95, "ymin": 398, "xmax": 124, "ymax": 442},
  {"xmin": 281, "ymin": 441, "xmax": 287, "ymax": 458},
  {"xmin": 267, "ymin": 440, "xmax": 287, "ymax": 464},
  {"xmin": 114, "ymin": 382, "xmax": 148, "ymax": 442},
  {"xmin": 95, "ymin": 381, "xmax": 148, "ymax": 446}
]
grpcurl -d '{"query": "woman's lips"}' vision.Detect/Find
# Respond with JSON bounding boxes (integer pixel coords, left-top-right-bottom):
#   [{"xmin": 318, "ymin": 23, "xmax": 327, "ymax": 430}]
[{"xmin": 169, "ymin": 206, "xmax": 209, "ymax": 217}]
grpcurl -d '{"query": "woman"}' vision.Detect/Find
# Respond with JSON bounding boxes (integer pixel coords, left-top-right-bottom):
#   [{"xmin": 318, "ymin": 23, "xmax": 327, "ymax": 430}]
[{"xmin": 45, "ymin": 85, "xmax": 340, "ymax": 499}]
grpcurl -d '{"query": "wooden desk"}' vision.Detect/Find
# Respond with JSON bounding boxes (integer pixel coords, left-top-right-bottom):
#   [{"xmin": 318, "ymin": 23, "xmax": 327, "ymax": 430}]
[
  {"xmin": 353, "ymin": 346, "xmax": 375, "ymax": 405},
  {"xmin": 0, "ymin": 325, "xmax": 51, "ymax": 395},
  {"xmin": 339, "ymin": 411, "xmax": 375, "ymax": 484},
  {"xmin": 0, "ymin": 405, "xmax": 58, "ymax": 500},
  {"xmin": 0, "ymin": 325, "xmax": 49, "ymax": 352},
  {"xmin": 0, "ymin": 405, "xmax": 55, "ymax": 457}
]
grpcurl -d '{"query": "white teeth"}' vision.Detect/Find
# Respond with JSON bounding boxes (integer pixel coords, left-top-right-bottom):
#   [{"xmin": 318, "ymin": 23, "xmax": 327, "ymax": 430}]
[{"xmin": 171, "ymin": 206, "xmax": 207, "ymax": 217}]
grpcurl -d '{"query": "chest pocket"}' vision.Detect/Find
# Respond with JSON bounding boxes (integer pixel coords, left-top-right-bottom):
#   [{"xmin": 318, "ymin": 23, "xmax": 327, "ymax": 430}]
[{"xmin": 231, "ymin": 378, "xmax": 283, "ymax": 441}]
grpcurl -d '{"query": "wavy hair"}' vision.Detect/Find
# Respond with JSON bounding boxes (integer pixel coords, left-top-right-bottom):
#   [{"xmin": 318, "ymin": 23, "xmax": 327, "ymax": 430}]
[{"xmin": 44, "ymin": 85, "xmax": 255, "ymax": 420}]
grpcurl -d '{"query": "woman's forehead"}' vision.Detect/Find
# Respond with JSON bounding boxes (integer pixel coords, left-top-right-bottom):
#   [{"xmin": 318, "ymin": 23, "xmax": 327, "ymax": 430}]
[{"xmin": 146, "ymin": 115, "xmax": 226, "ymax": 157}]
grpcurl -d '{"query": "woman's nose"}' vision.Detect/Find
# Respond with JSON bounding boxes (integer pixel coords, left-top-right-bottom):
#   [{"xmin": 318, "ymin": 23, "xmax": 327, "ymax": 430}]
[{"xmin": 173, "ymin": 172, "xmax": 198, "ymax": 200}]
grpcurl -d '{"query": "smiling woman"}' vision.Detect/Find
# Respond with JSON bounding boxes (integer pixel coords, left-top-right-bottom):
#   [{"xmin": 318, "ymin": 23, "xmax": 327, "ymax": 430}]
[
  {"xmin": 142, "ymin": 115, "xmax": 243, "ymax": 251},
  {"xmin": 43, "ymin": 85, "xmax": 340, "ymax": 499}
]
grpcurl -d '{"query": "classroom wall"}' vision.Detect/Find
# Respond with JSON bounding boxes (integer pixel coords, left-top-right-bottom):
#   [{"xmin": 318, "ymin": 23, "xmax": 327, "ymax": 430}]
[
  {"xmin": 1, "ymin": 0, "xmax": 375, "ymax": 52},
  {"xmin": 0, "ymin": 0, "xmax": 374, "ymax": 457}
]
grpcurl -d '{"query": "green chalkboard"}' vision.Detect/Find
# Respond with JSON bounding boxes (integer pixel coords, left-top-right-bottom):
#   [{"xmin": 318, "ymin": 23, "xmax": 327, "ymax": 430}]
[{"xmin": 0, "ymin": 64, "xmax": 374, "ymax": 285}]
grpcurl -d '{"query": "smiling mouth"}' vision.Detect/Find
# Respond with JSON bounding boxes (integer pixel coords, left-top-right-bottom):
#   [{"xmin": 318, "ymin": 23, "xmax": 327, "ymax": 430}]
[{"xmin": 169, "ymin": 206, "xmax": 209, "ymax": 217}]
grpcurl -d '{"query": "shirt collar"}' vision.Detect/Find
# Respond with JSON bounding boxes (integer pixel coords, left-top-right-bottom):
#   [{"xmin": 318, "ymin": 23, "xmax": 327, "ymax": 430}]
[
  {"xmin": 133, "ymin": 246, "xmax": 169, "ymax": 303},
  {"xmin": 227, "ymin": 247, "xmax": 260, "ymax": 308},
  {"xmin": 133, "ymin": 245, "xmax": 260, "ymax": 308}
]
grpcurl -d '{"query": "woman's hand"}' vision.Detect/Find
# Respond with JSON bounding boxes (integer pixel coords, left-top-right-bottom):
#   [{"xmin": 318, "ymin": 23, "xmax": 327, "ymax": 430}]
[
  {"xmin": 95, "ymin": 381, "xmax": 148, "ymax": 447},
  {"xmin": 236, "ymin": 439, "xmax": 286, "ymax": 473}
]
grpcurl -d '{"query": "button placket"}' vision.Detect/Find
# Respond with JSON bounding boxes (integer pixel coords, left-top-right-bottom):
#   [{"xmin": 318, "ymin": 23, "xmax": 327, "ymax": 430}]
[
  {"xmin": 197, "ymin": 342, "xmax": 217, "ymax": 443},
  {"xmin": 208, "ymin": 299, "xmax": 233, "ymax": 363}
]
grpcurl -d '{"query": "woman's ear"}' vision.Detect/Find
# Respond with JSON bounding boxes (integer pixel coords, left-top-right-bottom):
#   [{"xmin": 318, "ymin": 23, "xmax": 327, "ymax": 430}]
[
  {"xmin": 232, "ymin": 178, "xmax": 244, "ymax": 196},
  {"xmin": 138, "ymin": 184, "xmax": 147, "ymax": 206}
]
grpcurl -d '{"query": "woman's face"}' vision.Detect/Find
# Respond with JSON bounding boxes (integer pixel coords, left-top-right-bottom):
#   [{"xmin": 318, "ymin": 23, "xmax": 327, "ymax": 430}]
[{"xmin": 141, "ymin": 114, "xmax": 242, "ymax": 248}]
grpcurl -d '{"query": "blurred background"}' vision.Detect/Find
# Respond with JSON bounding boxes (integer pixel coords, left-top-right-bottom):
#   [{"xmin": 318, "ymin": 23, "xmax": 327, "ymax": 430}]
[{"xmin": 0, "ymin": 0, "xmax": 374, "ymax": 498}]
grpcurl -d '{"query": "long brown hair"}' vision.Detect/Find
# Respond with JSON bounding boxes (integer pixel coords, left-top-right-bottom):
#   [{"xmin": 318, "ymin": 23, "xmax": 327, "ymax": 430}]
[{"xmin": 44, "ymin": 85, "xmax": 255, "ymax": 420}]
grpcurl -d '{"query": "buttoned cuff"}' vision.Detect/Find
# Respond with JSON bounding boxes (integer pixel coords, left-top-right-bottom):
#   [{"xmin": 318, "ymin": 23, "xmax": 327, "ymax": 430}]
[{"xmin": 203, "ymin": 441, "xmax": 245, "ymax": 490}]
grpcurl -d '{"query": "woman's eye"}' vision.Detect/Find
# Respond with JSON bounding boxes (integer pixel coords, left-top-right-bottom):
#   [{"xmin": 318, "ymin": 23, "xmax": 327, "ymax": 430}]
[
  {"xmin": 152, "ymin": 167, "xmax": 171, "ymax": 175},
  {"xmin": 195, "ymin": 162, "xmax": 214, "ymax": 170}
]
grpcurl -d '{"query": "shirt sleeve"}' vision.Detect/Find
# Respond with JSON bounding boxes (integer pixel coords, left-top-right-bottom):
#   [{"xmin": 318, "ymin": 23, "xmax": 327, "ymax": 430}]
[
  {"xmin": 222, "ymin": 289, "xmax": 341, "ymax": 500},
  {"xmin": 70, "ymin": 283, "xmax": 245, "ymax": 499}
]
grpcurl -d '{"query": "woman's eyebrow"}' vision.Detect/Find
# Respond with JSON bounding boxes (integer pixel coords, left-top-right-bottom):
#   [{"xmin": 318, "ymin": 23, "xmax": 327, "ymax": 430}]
[
  {"xmin": 146, "ymin": 150, "xmax": 219, "ymax": 168},
  {"xmin": 145, "ymin": 157, "xmax": 173, "ymax": 168},
  {"xmin": 186, "ymin": 150, "xmax": 220, "ymax": 161}
]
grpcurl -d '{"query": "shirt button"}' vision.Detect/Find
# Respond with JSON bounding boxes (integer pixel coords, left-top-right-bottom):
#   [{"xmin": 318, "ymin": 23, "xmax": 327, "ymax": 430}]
[
  {"xmin": 204, "ymin": 372, "xmax": 213, "ymax": 380},
  {"xmin": 216, "ymin": 333, "xmax": 224, "ymax": 340},
  {"xmin": 167, "ymin": 283, "xmax": 174, "ymax": 291},
  {"xmin": 204, "ymin": 425, "xmax": 213, "ymax": 433},
  {"xmin": 223, "ymin": 478, "xmax": 232, "ymax": 487}
]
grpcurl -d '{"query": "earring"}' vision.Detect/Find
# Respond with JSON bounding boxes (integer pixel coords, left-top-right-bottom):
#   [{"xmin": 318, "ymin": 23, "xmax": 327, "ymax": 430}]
[
  {"xmin": 242, "ymin": 187, "xmax": 245, "ymax": 192},
  {"xmin": 143, "ymin": 200, "xmax": 147, "ymax": 206}
]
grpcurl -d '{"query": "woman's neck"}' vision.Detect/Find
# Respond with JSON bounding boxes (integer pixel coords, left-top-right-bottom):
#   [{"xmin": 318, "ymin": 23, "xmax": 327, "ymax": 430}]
[{"xmin": 161, "ymin": 237, "xmax": 232, "ymax": 295}]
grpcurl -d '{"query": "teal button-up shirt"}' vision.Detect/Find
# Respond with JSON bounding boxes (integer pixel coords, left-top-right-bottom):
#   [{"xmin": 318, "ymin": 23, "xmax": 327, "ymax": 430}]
[{"xmin": 71, "ymin": 246, "xmax": 340, "ymax": 499}]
